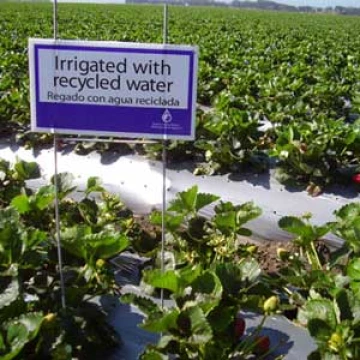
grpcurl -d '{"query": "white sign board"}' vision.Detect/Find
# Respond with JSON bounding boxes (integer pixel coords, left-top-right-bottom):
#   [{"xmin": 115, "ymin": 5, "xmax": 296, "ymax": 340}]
[{"xmin": 29, "ymin": 39, "xmax": 198, "ymax": 139}]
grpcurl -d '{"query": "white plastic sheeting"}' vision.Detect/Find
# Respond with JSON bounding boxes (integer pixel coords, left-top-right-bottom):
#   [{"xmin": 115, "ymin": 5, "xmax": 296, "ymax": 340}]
[{"xmin": 0, "ymin": 142, "xmax": 358, "ymax": 246}]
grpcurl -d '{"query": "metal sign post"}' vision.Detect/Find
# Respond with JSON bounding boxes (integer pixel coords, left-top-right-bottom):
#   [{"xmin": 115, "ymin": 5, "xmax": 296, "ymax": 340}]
[
  {"xmin": 161, "ymin": 3, "xmax": 169, "ymax": 309},
  {"xmin": 52, "ymin": 0, "xmax": 66, "ymax": 310}
]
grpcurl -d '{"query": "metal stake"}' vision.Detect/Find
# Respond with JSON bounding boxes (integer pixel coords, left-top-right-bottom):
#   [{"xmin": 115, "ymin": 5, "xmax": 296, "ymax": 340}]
[
  {"xmin": 53, "ymin": 0, "xmax": 66, "ymax": 310},
  {"xmin": 160, "ymin": 3, "xmax": 169, "ymax": 310},
  {"xmin": 53, "ymin": 136, "xmax": 66, "ymax": 309}
]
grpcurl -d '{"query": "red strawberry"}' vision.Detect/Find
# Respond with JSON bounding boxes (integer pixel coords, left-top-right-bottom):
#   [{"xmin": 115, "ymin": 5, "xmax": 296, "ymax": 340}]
[
  {"xmin": 234, "ymin": 317, "xmax": 246, "ymax": 339},
  {"xmin": 254, "ymin": 335, "xmax": 270, "ymax": 354},
  {"xmin": 352, "ymin": 174, "xmax": 360, "ymax": 184}
]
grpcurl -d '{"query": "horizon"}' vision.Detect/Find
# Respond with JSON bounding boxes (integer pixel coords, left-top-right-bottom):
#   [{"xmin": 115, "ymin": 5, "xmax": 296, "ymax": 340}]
[{"xmin": 272, "ymin": 0, "xmax": 360, "ymax": 8}]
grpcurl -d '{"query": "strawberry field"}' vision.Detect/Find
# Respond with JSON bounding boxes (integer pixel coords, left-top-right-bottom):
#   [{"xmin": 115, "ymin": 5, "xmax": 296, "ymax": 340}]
[
  {"xmin": 0, "ymin": 156, "xmax": 360, "ymax": 359},
  {"xmin": 1, "ymin": 3, "xmax": 360, "ymax": 360},
  {"xmin": 1, "ymin": 3, "xmax": 360, "ymax": 193}
]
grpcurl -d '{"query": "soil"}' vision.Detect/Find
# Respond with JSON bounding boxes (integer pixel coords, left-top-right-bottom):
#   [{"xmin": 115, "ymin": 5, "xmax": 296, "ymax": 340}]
[
  {"xmin": 247, "ymin": 240, "xmax": 298, "ymax": 274},
  {"xmin": 132, "ymin": 214, "xmax": 302, "ymax": 275}
]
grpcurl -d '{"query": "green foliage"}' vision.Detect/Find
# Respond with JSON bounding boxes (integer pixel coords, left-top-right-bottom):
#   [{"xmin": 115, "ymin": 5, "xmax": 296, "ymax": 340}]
[
  {"xmin": 271, "ymin": 119, "xmax": 360, "ymax": 193},
  {"xmin": 124, "ymin": 261, "xmax": 272, "ymax": 360},
  {"xmin": 195, "ymin": 94, "xmax": 266, "ymax": 174},
  {"xmin": 333, "ymin": 203, "xmax": 360, "ymax": 254},
  {"xmin": 298, "ymin": 292, "xmax": 360, "ymax": 360},
  {"xmin": 279, "ymin": 214, "xmax": 331, "ymax": 270},
  {"xmin": 167, "ymin": 185, "xmax": 220, "ymax": 217},
  {"xmin": 1, "ymin": 3, "xmax": 360, "ymax": 189},
  {"xmin": 0, "ymin": 162, "xmax": 132, "ymax": 358},
  {"xmin": 0, "ymin": 159, "xmax": 40, "ymax": 206},
  {"xmin": 150, "ymin": 186, "xmax": 261, "ymax": 267},
  {"xmin": 272, "ymin": 202, "xmax": 360, "ymax": 360},
  {"xmin": 61, "ymin": 225, "xmax": 129, "ymax": 267},
  {"xmin": 0, "ymin": 312, "xmax": 43, "ymax": 360}
]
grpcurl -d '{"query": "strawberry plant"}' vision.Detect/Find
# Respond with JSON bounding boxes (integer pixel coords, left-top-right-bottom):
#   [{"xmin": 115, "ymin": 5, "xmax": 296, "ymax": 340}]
[
  {"xmin": 123, "ymin": 261, "xmax": 279, "ymax": 360},
  {"xmin": 333, "ymin": 203, "xmax": 360, "ymax": 255},
  {"xmin": 298, "ymin": 289, "xmax": 360, "ymax": 360},
  {"xmin": 270, "ymin": 118, "xmax": 360, "ymax": 194},
  {"xmin": 195, "ymin": 92, "xmax": 267, "ymax": 175},
  {"xmin": 0, "ymin": 159, "xmax": 40, "ymax": 207},
  {"xmin": 0, "ymin": 161, "xmax": 137, "ymax": 358},
  {"xmin": 150, "ymin": 186, "xmax": 262, "ymax": 267}
]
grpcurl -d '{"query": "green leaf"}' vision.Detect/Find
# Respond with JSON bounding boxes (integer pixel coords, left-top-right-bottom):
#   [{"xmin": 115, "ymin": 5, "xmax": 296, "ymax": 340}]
[
  {"xmin": 61, "ymin": 226, "xmax": 129, "ymax": 261},
  {"xmin": 195, "ymin": 192, "xmax": 219, "ymax": 212},
  {"xmin": 0, "ymin": 278, "xmax": 19, "ymax": 310},
  {"xmin": 335, "ymin": 203, "xmax": 360, "ymax": 221},
  {"xmin": 314, "ymin": 224, "xmax": 332, "ymax": 238},
  {"xmin": 298, "ymin": 299, "xmax": 337, "ymax": 329},
  {"xmin": 0, "ymin": 209, "xmax": 23, "ymax": 265},
  {"xmin": 279, "ymin": 216, "xmax": 312, "ymax": 237},
  {"xmin": 23, "ymin": 228, "xmax": 47, "ymax": 250},
  {"xmin": 51, "ymin": 172, "xmax": 76, "ymax": 199},
  {"xmin": 0, "ymin": 332, "xmax": 5, "ymax": 352},
  {"xmin": 307, "ymin": 318, "xmax": 332, "ymax": 341},
  {"xmin": 11, "ymin": 194, "xmax": 30, "ymax": 214},
  {"xmin": 186, "ymin": 306, "xmax": 213, "ymax": 344},
  {"xmin": 236, "ymin": 202, "xmax": 262, "ymax": 225},
  {"xmin": 143, "ymin": 270, "xmax": 180, "ymax": 294},
  {"xmin": 140, "ymin": 349, "xmax": 169, "ymax": 360},
  {"xmin": 33, "ymin": 186, "xmax": 55, "ymax": 210},
  {"xmin": 337, "ymin": 218, "xmax": 360, "ymax": 251},
  {"xmin": 347, "ymin": 259, "xmax": 360, "ymax": 282},
  {"xmin": 1, "ymin": 312, "xmax": 43, "ymax": 360},
  {"xmin": 237, "ymin": 228, "xmax": 252, "ymax": 236},
  {"xmin": 191, "ymin": 271, "xmax": 223, "ymax": 314},
  {"xmin": 89, "ymin": 233, "xmax": 129, "ymax": 259},
  {"xmin": 192, "ymin": 271, "xmax": 222, "ymax": 297},
  {"xmin": 214, "ymin": 212, "xmax": 236, "ymax": 234},
  {"xmin": 336, "ymin": 289, "xmax": 354, "ymax": 321},
  {"xmin": 207, "ymin": 306, "xmax": 235, "ymax": 333},
  {"xmin": 142, "ymin": 310, "xmax": 179, "ymax": 333},
  {"xmin": 238, "ymin": 258, "xmax": 261, "ymax": 283},
  {"xmin": 121, "ymin": 294, "xmax": 159, "ymax": 316},
  {"xmin": 149, "ymin": 211, "xmax": 184, "ymax": 232},
  {"xmin": 156, "ymin": 335, "xmax": 176, "ymax": 350},
  {"xmin": 85, "ymin": 176, "xmax": 104, "ymax": 195},
  {"xmin": 61, "ymin": 225, "xmax": 91, "ymax": 259},
  {"xmin": 14, "ymin": 160, "xmax": 40, "ymax": 180},
  {"xmin": 214, "ymin": 261, "xmax": 260, "ymax": 295},
  {"xmin": 6, "ymin": 323, "xmax": 28, "ymax": 354},
  {"xmin": 168, "ymin": 186, "xmax": 198, "ymax": 214},
  {"xmin": 78, "ymin": 198, "xmax": 98, "ymax": 225},
  {"xmin": 177, "ymin": 265, "xmax": 203, "ymax": 286}
]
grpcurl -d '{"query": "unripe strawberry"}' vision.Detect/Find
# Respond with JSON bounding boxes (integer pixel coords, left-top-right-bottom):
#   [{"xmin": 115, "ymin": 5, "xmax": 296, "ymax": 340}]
[
  {"xmin": 11, "ymin": 172, "xmax": 19, "ymax": 181},
  {"xmin": 43, "ymin": 313, "xmax": 57, "ymax": 329},
  {"xmin": 96, "ymin": 259, "xmax": 106, "ymax": 268},
  {"xmin": 277, "ymin": 247, "xmax": 290, "ymax": 261},
  {"xmin": 234, "ymin": 317, "xmax": 245, "ymax": 339},
  {"xmin": 44, "ymin": 313, "xmax": 56, "ymax": 323},
  {"xmin": 328, "ymin": 332, "xmax": 343, "ymax": 353},
  {"xmin": 246, "ymin": 245, "xmax": 257, "ymax": 254},
  {"xmin": 263, "ymin": 296, "xmax": 279, "ymax": 314},
  {"xmin": 254, "ymin": 335, "xmax": 270, "ymax": 354}
]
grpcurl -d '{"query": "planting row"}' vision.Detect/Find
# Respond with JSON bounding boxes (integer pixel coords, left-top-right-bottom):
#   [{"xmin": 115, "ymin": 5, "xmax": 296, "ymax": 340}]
[
  {"xmin": 1, "ymin": 3, "xmax": 360, "ymax": 193},
  {"xmin": 1, "ymin": 157, "xmax": 360, "ymax": 359}
]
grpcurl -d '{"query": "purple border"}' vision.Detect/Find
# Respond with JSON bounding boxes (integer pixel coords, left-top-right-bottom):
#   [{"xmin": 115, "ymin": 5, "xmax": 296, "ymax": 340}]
[{"xmin": 33, "ymin": 43, "xmax": 195, "ymax": 138}]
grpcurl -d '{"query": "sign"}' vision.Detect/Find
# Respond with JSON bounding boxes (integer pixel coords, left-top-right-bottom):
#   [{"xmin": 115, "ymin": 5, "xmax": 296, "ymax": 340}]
[{"xmin": 29, "ymin": 39, "xmax": 198, "ymax": 140}]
